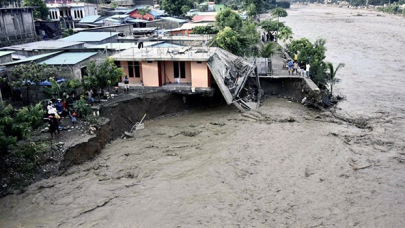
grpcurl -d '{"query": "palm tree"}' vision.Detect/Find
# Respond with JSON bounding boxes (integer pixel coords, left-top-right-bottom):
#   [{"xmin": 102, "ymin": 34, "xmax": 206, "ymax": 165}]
[
  {"xmin": 271, "ymin": 8, "xmax": 288, "ymax": 39},
  {"xmin": 260, "ymin": 42, "xmax": 279, "ymax": 58},
  {"xmin": 326, "ymin": 62, "xmax": 345, "ymax": 97},
  {"xmin": 278, "ymin": 26, "xmax": 293, "ymax": 46}
]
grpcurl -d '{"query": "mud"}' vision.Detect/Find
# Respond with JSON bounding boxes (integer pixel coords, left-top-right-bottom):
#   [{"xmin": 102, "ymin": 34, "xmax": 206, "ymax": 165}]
[{"xmin": 1, "ymin": 5, "xmax": 405, "ymax": 227}]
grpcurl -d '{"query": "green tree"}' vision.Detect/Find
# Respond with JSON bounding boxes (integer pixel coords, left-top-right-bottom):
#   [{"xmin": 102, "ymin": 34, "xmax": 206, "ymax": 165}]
[
  {"xmin": 199, "ymin": 4, "xmax": 208, "ymax": 12},
  {"xmin": 10, "ymin": 63, "xmax": 57, "ymax": 105},
  {"xmin": 193, "ymin": 25, "xmax": 219, "ymax": 34},
  {"xmin": 247, "ymin": 3, "xmax": 257, "ymax": 19},
  {"xmin": 240, "ymin": 20, "xmax": 260, "ymax": 55},
  {"xmin": 243, "ymin": 0, "xmax": 264, "ymax": 13},
  {"xmin": 261, "ymin": 19, "xmax": 284, "ymax": 34},
  {"xmin": 260, "ymin": 42, "xmax": 279, "ymax": 57},
  {"xmin": 326, "ymin": 62, "xmax": 345, "ymax": 97},
  {"xmin": 42, "ymin": 78, "xmax": 81, "ymax": 100},
  {"xmin": 278, "ymin": 25, "xmax": 293, "ymax": 45},
  {"xmin": 161, "ymin": 0, "xmax": 193, "ymax": 16},
  {"xmin": 23, "ymin": 0, "xmax": 49, "ymax": 20},
  {"xmin": 0, "ymin": 103, "xmax": 45, "ymax": 154},
  {"xmin": 271, "ymin": 7, "xmax": 288, "ymax": 37},
  {"xmin": 229, "ymin": 3, "xmax": 238, "ymax": 10},
  {"xmin": 181, "ymin": 5, "xmax": 191, "ymax": 15},
  {"xmin": 110, "ymin": 2, "xmax": 118, "ymax": 9},
  {"xmin": 83, "ymin": 58, "xmax": 124, "ymax": 92},
  {"xmin": 216, "ymin": 8, "xmax": 243, "ymax": 31},
  {"xmin": 216, "ymin": 27, "xmax": 242, "ymax": 56}
]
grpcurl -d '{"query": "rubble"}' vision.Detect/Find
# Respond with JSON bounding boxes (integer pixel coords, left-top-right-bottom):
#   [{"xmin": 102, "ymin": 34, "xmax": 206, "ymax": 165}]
[{"xmin": 207, "ymin": 48, "xmax": 262, "ymax": 112}]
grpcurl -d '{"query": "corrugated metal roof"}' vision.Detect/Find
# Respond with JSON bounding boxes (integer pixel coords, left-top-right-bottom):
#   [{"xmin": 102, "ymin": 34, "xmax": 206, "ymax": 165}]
[
  {"xmin": 2, "ymin": 41, "xmax": 84, "ymax": 51},
  {"xmin": 0, "ymin": 51, "xmax": 14, "ymax": 57},
  {"xmin": 161, "ymin": 17, "xmax": 188, "ymax": 23},
  {"xmin": 1, "ymin": 52, "xmax": 61, "ymax": 66},
  {"xmin": 39, "ymin": 52, "xmax": 98, "ymax": 65},
  {"xmin": 79, "ymin": 15, "xmax": 101, "ymax": 23},
  {"xmin": 61, "ymin": 32, "xmax": 119, "ymax": 42}
]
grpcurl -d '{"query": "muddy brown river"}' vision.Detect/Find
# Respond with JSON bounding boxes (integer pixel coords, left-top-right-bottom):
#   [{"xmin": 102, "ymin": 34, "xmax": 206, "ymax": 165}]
[{"xmin": 1, "ymin": 5, "xmax": 405, "ymax": 227}]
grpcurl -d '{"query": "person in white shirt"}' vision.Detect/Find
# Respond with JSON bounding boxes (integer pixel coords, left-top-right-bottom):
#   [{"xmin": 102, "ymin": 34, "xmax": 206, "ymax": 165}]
[{"xmin": 305, "ymin": 63, "xmax": 311, "ymax": 78}]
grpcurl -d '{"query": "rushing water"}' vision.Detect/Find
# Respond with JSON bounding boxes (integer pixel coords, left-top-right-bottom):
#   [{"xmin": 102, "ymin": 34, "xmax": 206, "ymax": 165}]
[
  {"xmin": 1, "ymin": 5, "xmax": 405, "ymax": 227},
  {"xmin": 282, "ymin": 4, "xmax": 405, "ymax": 125}
]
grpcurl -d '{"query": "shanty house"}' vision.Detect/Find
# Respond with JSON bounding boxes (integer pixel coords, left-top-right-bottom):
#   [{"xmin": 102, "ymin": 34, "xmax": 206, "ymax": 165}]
[
  {"xmin": 0, "ymin": 51, "xmax": 13, "ymax": 64},
  {"xmin": 39, "ymin": 52, "xmax": 102, "ymax": 79},
  {"xmin": 60, "ymin": 31, "xmax": 119, "ymax": 44},
  {"xmin": 0, "ymin": 7, "xmax": 37, "ymax": 46}
]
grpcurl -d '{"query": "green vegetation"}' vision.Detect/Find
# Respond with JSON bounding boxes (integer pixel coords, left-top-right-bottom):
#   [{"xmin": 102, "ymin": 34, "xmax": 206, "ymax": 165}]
[
  {"xmin": 83, "ymin": 58, "xmax": 125, "ymax": 92},
  {"xmin": 62, "ymin": 29, "xmax": 74, "ymax": 38},
  {"xmin": 73, "ymin": 97, "xmax": 91, "ymax": 118},
  {"xmin": 271, "ymin": 7, "xmax": 288, "ymax": 37},
  {"xmin": 216, "ymin": 27, "xmax": 243, "ymax": 55},
  {"xmin": 0, "ymin": 103, "xmax": 45, "ymax": 155},
  {"xmin": 23, "ymin": 0, "xmax": 49, "ymax": 20},
  {"xmin": 161, "ymin": 0, "xmax": 194, "ymax": 16},
  {"xmin": 110, "ymin": 2, "xmax": 118, "ymax": 9},
  {"xmin": 42, "ymin": 78, "xmax": 81, "ymax": 100},
  {"xmin": 326, "ymin": 62, "xmax": 345, "ymax": 97},
  {"xmin": 193, "ymin": 25, "xmax": 219, "ymax": 34},
  {"xmin": 288, "ymin": 38, "xmax": 328, "ymax": 88},
  {"xmin": 260, "ymin": 42, "xmax": 279, "ymax": 58},
  {"xmin": 216, "ymin": 8, "xmax": 243, "ymax": 31}
]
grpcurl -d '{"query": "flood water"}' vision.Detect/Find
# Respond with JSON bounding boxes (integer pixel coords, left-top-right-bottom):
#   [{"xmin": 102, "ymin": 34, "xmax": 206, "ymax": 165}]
[{"xmin": 1, "ymin": 5, "xmax": 405, "ymax": 227}]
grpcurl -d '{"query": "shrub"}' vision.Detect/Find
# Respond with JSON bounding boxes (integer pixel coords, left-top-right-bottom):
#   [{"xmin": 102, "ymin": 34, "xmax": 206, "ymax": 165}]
[
  {"xmin": 192, "ymin": 25, "xmax": 219, "ymax": 34},
  {"xmin": 0, "ymin": 103, "xmax": 45, "ymax": 155},
  {"xmin": 73, "ymin": 98, "xmax": 91, "ymax": 117}
]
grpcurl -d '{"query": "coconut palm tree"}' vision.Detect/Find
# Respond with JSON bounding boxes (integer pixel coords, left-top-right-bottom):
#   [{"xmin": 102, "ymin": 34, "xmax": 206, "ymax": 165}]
[
  {"xmin": 260, "ymin": 42, "xmax": 279, "ymax": 58},
  {"xmin": 326, "ymin": 62, "xmax": 345, "ymax": 97},
  {"xmin": 271, "ymin": 8, "xmax": 288, "ymax": 38}
]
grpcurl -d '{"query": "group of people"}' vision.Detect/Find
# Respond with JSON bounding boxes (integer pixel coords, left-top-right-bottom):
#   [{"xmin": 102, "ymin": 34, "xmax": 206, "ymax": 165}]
[
  {"xmin": 46, "ymin": 99, "xmax": 77, "ymax": 139},
  {"xmin": 286, "ymin": 60, "xmax": 310, "ymax": 77}
]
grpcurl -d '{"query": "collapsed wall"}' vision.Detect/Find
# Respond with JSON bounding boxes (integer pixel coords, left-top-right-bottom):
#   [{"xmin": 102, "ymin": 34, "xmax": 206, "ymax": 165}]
[{"xmin": 207, "ymin": 48, "xmax": 261, "ymax": 112}]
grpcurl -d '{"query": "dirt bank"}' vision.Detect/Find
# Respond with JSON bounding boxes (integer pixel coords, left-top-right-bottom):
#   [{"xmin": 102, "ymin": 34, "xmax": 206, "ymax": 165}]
[{"xmin": 1, "ymin": 97, "xmax": 405, "ymax": 227}]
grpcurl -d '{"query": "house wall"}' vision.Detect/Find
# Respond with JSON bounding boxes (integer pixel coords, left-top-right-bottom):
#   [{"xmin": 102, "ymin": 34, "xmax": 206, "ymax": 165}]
[
  {"xmin": 141, "ymin": 61, "xmax": 159, "ymax": 86},
  {"xmin": 0, "ymin": 54, "xmax": 12, "ymax": 64},
  {"xmin": 120, "ymin": 61, "xmax": 143, "ymax": 84},
  {"xmin": 171, "ymin": 29, "xmax": 193, "ymax": 36},
  {"xmin": 191, "ymin": 61, "xmax": 209, "ymax": 88},
  {"xmin": 0, "ymin": 8, "xmax": 36, "ymax": 43},
  {"xmin": 163, "ymin": 61, "xmax": 191, "ymax": 84}
]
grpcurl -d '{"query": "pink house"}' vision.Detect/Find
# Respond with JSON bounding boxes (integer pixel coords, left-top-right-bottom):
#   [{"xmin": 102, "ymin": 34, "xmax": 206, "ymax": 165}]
[{"xmin": 111, "ymin": 47, "xmax": 215, "ymax": 93}]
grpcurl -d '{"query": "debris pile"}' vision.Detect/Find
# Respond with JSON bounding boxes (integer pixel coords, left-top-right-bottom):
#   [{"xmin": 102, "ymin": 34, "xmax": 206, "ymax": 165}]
[{"xmin": 207, "ymin": 48, "xmax": 262, "ymax": 112}]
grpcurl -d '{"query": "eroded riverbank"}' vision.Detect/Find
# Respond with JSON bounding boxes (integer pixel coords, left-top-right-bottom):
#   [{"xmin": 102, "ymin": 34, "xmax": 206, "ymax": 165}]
[{"xmin": 1, "ymin": 97, "xmax": 404, "ymax": 227}]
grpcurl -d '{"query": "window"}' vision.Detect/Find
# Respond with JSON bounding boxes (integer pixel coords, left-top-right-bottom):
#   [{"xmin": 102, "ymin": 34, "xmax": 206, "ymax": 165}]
[
  {"xmin": 128, "ymin": 61, "xmax": 141, "ymax": 78},
  {"xmin": 173, "ymin": 61, "xmax": 186, "ymax": 79},
  {"xmin": 180, "ymin": 62, "xmax": 186, "ymax": 79},
  {"xmin": 173, "ymin": 61, "xmax": 179, "ymax": 78},
  {"xmin": 197, "ymin": 61, "xmax": 202, "ymax": 64},
  {"xmin": 114, "ymin": 61, "xmax": 121, "ymax": 68},
  {"xmin": 134, "ymin": 62, "xmax": 141, "ymax": 78},
  {"xmin": 128, "ymin": 61, "xmax": 134, "ymax": 78}
]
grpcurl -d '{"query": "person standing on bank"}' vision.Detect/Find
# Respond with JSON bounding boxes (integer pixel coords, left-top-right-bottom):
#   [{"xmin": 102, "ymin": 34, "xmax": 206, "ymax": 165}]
[
  {"xmin": 124, "ymin": 76, "xmax": 129, "ymax": 93},
  {"xmin": 306, "ymin": 63, "xmax": 311, "ymax": 78}
]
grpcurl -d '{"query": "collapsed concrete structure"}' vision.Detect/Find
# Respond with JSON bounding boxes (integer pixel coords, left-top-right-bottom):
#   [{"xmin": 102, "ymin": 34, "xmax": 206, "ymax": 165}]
[{"xmin": 111, "ymin": 47, "xmax": 261, "ymax": 112}]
